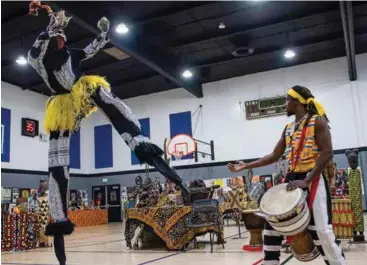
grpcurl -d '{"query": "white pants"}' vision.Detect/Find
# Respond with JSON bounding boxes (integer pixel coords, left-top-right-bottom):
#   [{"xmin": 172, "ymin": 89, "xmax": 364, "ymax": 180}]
[{"xmin": 263, "ymin": 176, "xmax": 346, "ymax": 265}]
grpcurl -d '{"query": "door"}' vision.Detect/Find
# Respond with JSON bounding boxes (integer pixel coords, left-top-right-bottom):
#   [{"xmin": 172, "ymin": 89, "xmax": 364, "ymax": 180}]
[{"xmin": 106, "ymin": 185, "xmax": 122, "ymax": 222}]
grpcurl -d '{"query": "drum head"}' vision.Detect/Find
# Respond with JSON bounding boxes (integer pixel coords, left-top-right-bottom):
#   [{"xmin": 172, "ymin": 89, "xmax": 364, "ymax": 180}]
[{"xmin": 260, "ymin": 183, "xmax": 302, "ymax": 216}]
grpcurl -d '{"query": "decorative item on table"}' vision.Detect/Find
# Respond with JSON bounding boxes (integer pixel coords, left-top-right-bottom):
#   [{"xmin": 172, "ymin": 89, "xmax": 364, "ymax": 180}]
[
  {"xmin": 20, "ymin": 189, "xmax": 31, "ymax": 199},
  {"xmin": 135, "ymin": 176, "xmax": 160, "ymax": 207},
  {"xmin": 121, "ymin": 187, "xmax": 128, "ymax": 196},
  {"xmin": 167, "ymin": 193, "xmax": 182, "ymax": 206},
  {"xmin": 9, "ymin": 204, "xmax": 16, "ymax": 214},
  {"xmin": 15, "ymin": 198, "xmax": 28, "ymax": 213},
  {"xmin": 215, "ymin": 178, "xmax": 223, "ymax": 188},
  {"xmin": 345, "ymin": 149, "xmax": 365, "ymax": 242},
  {"xmin": 81, "ymin": 190, "xmax": 88, "ymax": 206},
  {"xmin": 2, "ymin": 187, "xmax": 12, "ymax": 204},
  {"xmin": 164, "ymin": 178, "xmax": 175, "ymax": 194},
  {"xmin": 274, "ymin": 158, "xmax": 288, "ymax": 186},
  {"xmin": 12, "ymin": 188, "xmax": 20, "ymax": 204},
  {"xmin": 263, "ymin": 175, "xmax": 273, "ymax": 190},
  {"xmin": 69, "ymin": 190, "xmax": 78, "ymax": 208},
  {"xmin": 246, "ymin": 170, "xmax": 265, "ymax": 207},
  {"xmin": 336, "ymin": 168, "xmax": 349, "ymax": 195},
  {"xmin": 216, "ymin": 188, "xmax": 225, "ymax": 204},
  {"xmin": 28, "ymin": 190, "xmax": 38, "ymax": 213}
]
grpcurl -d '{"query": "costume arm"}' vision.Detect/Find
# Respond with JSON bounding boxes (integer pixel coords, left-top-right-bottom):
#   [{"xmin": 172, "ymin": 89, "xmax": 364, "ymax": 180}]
[
  {"xmin": 81, "ymin": 32, "xmax": 110, "ymax": 60},
  {"xmin": 81, "ymin": 17, "xmax": 110, "ymax": 61}
]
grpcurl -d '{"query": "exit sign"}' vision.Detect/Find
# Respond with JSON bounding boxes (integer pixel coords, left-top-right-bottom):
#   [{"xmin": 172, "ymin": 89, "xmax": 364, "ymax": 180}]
[{"xmin": 102, "ymin": 178, "xmax": 108, "ymax": 183}]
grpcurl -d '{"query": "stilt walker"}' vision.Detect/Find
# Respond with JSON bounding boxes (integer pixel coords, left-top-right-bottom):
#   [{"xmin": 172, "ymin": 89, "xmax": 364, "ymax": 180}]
[{"xmin": 27, "ymin": 1, "xmax": 190, "ymax": 264}]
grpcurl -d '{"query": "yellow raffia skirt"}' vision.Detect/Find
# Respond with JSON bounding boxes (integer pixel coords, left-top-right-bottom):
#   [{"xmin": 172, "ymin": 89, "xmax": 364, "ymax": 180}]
[{"xmin": 44, "ymin": 75, "xmax": 110, "ymax": 133}]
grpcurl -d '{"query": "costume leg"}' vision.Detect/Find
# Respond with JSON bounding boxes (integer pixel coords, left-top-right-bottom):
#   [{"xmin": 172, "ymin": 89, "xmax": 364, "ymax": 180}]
[
  {"xmin": 263, "ymin": 221, "xmax": 283, "ymax": 265},
  {"xmin": 310, "ymin": 176, "xmax": 346, "ymax": 265},
  {"xmin": 46, "ymin": 131, "xmax": 74, "ymax": 265},
  {"xmin": 54, "ymin": 235, "xmax": 66, "ymax": 265},
  {"xmin": 92, "ymin": 88, "xmax": 188, "ymax": 193}
]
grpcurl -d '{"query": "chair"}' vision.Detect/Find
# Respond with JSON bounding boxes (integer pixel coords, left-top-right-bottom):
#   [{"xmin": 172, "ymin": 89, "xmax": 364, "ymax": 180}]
[{"xmin": 186, "ymin": 199, "xmax": 225, "ymax": 253}]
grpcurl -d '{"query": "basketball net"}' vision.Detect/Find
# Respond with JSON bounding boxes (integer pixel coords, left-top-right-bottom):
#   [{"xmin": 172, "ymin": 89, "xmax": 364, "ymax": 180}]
[{"xmin": 172, "ymin": 151, "xmax": 184, "ymax": 161}]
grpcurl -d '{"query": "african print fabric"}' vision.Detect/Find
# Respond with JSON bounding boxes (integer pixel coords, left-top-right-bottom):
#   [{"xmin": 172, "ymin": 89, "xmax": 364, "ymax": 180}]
[
  {"xmin": 1, "ymin": 213, "xmax": 39, "ymax": 252},
  {"xmin": 347, "ymin": 169, "xmax": 365, "ymax": 232},
  {"xmin": 125, "ymin": 206, "xmax": 223, "ymax": 250}
]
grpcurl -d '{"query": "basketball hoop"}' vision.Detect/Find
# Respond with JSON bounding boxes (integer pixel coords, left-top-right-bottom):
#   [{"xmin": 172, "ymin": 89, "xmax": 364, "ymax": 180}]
[{"xmin": 167, "ymin": 134, "xmax": 196, "ymax": 161}]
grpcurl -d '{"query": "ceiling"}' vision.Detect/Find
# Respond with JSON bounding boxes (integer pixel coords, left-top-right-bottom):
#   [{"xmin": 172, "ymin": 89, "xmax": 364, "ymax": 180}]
[{"xmin": 2, "ymin": 1, "xmax": 367, "ymax": 99}]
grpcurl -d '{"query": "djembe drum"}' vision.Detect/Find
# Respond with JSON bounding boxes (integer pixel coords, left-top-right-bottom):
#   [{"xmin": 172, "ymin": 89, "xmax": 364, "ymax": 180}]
[
  {"xmin": 259, "ymin": 184, "xmax": 320, "ymax": 262},
  {"xmin": 242, "ymin": 209, "xmax": 265, "ymax": 251},
  {"xmin": 332, "ymin": 198, "xmax": 355, "ymax": 240}
]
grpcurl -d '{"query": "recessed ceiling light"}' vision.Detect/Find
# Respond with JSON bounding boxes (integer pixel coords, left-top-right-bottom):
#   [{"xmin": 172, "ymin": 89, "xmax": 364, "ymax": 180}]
[
  {"xmin": 182, "ymin": 69, "xmax": 193, "ymax": 79},
  {"xmin": 218, "ymin": 22, "xmax": 226, "ymax": 29},
  {"xmin": 15, "ymin": 56, "xmax": 27, "ymax": 65},
  {"xmin": 116, "ymin": 23, "xmax": 129, "ymax": 34},
  {"xmin": 284, "ymin": 49, "xmax": 296, "ymax": 59}
]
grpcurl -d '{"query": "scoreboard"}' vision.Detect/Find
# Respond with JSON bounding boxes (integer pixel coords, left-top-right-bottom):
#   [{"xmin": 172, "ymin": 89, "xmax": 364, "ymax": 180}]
[
  {"xmin": 21, "ymin": 118, "xmax": 39, "ymax": 137},
  {"xmin": 244, "ymin": 96, "xmax": 287, "ymax": 120}
]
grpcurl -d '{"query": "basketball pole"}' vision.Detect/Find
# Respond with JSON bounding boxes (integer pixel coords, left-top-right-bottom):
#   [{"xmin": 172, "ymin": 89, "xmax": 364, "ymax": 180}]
[{"xmin": 193, "ymin": 138, "xmax": 215, "ymax": 162}]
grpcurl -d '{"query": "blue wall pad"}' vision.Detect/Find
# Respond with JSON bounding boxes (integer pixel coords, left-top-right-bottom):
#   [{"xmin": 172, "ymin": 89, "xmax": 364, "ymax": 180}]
[
  {"xmin": 1, "ymin": 108, "xmax": 11, "ymax": 162},
  {"xmin": 94, "ymin": 124, "xmax": 113, "ymax": 169},
  {"xmin": 70, "ymin": 129, "xmax": 81, "ymax": 169},
  {"xmin": 131, "ymin": 118, "xmax": 151, "ymax": 165},
  {"xmin": 169, "ymin": 111, "xmax": 193, "ymax": 160}
]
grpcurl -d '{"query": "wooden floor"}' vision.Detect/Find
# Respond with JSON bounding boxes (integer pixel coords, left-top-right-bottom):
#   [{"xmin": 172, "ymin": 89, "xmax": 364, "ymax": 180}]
[{"xmin": 2, "ymin": 215, "xmax": 367, "ymax": 265}]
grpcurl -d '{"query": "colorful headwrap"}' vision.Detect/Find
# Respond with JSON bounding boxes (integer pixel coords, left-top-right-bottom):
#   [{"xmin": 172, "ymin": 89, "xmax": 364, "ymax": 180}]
[{"xmin": 287, "ymin": 87, "xmax": 326, "ymax": 116}]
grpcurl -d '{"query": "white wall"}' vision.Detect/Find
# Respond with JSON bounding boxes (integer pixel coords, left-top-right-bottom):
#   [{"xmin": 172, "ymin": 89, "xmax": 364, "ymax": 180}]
[
  {"xmin": 1, "ymin": 82, "xmax": 88, "ymax": 174},
  {"xmin": 2, "ymin": 53, "xmax": 366, "ymax": 174},
  {"xmin": 86, "ymin": 53, "xmax": 367, "ymax": 174}
]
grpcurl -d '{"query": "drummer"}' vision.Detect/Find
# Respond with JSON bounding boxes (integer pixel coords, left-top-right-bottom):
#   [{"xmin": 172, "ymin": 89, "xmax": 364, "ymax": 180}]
[{"xmin": 228, "ymin": 85, "xmax": 346, "ymax": 265}]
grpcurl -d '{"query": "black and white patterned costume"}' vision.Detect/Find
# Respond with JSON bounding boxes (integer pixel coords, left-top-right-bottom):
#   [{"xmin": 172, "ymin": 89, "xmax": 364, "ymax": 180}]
[{"xmin": 27, "ymin": 6, "xmax": 187, "ymax": 265}]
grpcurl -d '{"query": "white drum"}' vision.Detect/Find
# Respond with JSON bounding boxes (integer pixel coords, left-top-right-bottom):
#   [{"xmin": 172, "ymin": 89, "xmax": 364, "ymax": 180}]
[
  {"xmin": 259, "ymin": 183, "xmax": 309, "ymax": 236},
  {"xmin": 259, "ymin": 183, "xmax": 320, "ymax": 262}
]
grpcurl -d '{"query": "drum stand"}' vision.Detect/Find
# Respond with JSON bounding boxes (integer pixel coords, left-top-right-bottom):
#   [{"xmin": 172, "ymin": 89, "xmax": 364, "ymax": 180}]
[
  {"xmin": 231, "ymin": 209, "xmax": 246, "ymax": 240},
  {"xmin": 231, "ymin": 220, "xmax": 244, "ymax": 240}
]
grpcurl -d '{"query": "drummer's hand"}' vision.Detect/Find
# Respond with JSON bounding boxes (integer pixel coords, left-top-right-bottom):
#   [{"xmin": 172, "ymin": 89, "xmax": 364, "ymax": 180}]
[
  {"xmin": 286, "ymin": 180, "xmax": 309, "ymax": 190},
  {"xmin": 228, "ymin": 161, "xmax": 246, "ymax": 172}
]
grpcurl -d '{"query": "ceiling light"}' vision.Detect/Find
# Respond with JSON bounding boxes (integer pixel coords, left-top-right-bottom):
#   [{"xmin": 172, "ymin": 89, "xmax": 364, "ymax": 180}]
[
  {"xmin": 116, "ymin": 23, "xmax": 129, "ymax": 34},
  {"xmin": 16, "ymin": 56, "xmax": 27, "ymax": 65},
  {"xmin": 284, "ymin": 49, "xmax": 296, "ymax": 59},
  {"xmin": 218, "ymin": 22, "xmax": 226, "ymax": 29},
  {"xmin": 182, "ymin": 69, "xmax": 193, "ymax": 79}
]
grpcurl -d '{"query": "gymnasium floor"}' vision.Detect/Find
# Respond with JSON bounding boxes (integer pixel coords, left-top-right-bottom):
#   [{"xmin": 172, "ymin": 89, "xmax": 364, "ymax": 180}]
[{"xmin": 2, "ymin": 216, "xmax": 367, "ymax": 265}]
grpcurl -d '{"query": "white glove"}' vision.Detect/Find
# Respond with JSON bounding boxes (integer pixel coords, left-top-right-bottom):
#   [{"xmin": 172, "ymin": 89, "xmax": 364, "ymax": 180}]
[{"xmin": 97, "ymin": 17, "xmax": 109, "ymax": 33}]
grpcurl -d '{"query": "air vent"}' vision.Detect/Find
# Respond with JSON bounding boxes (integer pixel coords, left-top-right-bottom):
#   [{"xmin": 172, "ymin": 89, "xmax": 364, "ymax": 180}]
[
  {"xmin": 103, "ymin": 47, "xmax": 130, "ymax": 60},
  {"xmin": 232, "ymin": 47, "xmax": 255, "ymax": 57}
]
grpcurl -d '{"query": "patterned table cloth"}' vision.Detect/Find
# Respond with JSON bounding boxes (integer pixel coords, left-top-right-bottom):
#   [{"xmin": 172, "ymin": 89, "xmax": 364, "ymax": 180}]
[
  {"xmin": 332, "ymin": 198, "xmax": 356, "ymax": 239},
  {"xmin": 1, "ymin": 213, "xmax": 39, "ymax": 252},
  {"xmin": 68, "ymin": 209, "xmax": 108, "ymax": 227},
  {"xmin": 125, "ymin": 206, "xmax": 223, "ymax": 250}
]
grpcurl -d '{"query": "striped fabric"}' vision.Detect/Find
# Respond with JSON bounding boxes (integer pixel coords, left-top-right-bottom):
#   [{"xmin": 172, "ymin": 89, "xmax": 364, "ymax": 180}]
[{"xmin": 284, "ymin": 115, "xmax": 320, "ymax": 172}]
